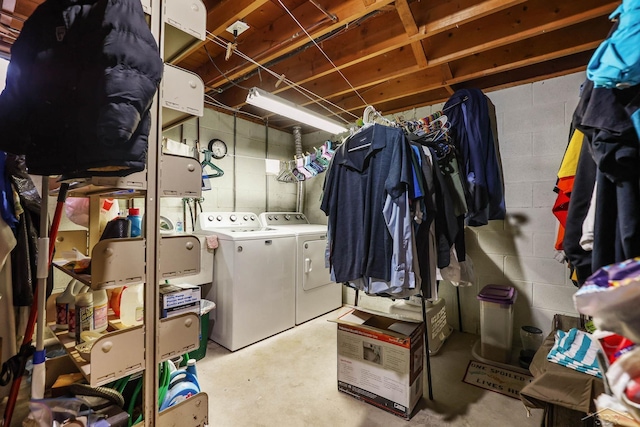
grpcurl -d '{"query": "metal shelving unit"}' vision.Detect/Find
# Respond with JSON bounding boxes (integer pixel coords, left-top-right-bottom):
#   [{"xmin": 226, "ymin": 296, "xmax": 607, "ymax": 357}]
[{"xmin": 49, "ymin": 0, "xmax": 208, "ymax": 424}]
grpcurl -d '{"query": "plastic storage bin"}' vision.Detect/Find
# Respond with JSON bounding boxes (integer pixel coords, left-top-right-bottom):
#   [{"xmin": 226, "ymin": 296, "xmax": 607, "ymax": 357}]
[
  {"xmin": 190, "ymin": 300, "xmax": 215, "ymax": 361},
  {"xmin": 477, "ymin": 284, "xmax": 517, "ymax": 363}
]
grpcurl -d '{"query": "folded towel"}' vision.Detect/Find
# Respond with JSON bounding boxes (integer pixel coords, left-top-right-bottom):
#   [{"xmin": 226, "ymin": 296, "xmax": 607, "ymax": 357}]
[{"xmin": 547, "ymin": 328, "xmax": 602, "ymax": 378}]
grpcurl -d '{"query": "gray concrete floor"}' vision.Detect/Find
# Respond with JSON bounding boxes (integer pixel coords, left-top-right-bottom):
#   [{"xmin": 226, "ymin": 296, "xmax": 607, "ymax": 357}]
[{"xmin": 197, "ymin": 307, "xmax": 544, "ymax": 426}]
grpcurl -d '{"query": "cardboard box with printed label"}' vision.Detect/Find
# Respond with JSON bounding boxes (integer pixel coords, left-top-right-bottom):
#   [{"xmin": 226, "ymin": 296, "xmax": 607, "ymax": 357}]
[
  {"xmin": 159, "ymin": 283, "xmax": 201, "ymax": 318},
  {"xmin": 335, "ymin": 308, "xmax": 424, "ymax": 420}
]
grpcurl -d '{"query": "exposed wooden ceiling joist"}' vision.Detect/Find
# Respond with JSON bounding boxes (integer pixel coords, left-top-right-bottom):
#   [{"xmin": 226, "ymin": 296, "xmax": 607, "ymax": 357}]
[{"xmin": 3, "ymin": 0, "xmax": 621, "ymax": 132}]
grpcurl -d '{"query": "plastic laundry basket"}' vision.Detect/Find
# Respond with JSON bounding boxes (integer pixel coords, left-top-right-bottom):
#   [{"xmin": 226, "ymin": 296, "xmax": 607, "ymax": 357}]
[
  {"xmin": 190, "ymin": 300, "xmax": 215, "ymax": 361},
  {"xmin": 477, "ymin": 285, "xmax": 517, "ymax": 363}
]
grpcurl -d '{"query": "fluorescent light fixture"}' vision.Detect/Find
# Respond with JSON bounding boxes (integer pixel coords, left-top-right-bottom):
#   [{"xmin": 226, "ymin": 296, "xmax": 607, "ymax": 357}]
[{"xmin": 246, "ymin": 87, "xmax": 348, "ymax": 134}]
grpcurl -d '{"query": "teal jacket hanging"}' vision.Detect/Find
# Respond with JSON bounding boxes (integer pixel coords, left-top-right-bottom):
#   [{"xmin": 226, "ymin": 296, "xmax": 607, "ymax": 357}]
[{"xmin": 587, "ymin": 0, "xmax": 640, "ymax": 89}]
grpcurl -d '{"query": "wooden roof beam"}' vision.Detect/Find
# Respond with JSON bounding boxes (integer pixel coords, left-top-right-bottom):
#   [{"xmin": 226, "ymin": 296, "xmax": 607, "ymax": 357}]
[
  {"xmin": 199, "ymin": 0, "xmax": 398, "ymax": 88},
  {"xmin": 395, "ymin": 0, "xmax": 428, "ymax": 68}
]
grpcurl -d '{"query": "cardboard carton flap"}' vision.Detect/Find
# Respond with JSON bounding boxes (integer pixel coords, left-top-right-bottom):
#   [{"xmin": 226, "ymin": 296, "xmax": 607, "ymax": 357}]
[{"xmin": 333, "ymin": 308, "xmax": 422, "ymax": 339}]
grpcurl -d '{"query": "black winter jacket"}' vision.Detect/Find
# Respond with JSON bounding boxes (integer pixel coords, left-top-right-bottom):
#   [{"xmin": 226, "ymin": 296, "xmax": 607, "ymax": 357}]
[{"xmin": 0, "ymin": 0, "xmax": 163, "ymax": 177}]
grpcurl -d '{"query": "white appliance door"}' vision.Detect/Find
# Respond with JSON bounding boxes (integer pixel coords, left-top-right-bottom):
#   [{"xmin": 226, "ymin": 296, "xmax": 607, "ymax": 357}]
[
  {"xmin": 231, "ymin": 236, "xmax": 295, "ymax": 350},
  {"xmin": 302, "ymin": 238, "xmax": 331, "ymax": 291}
]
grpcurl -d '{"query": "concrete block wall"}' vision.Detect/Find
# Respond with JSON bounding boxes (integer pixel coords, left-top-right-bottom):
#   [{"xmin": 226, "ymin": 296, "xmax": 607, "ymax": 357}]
[
  {"xmin": 458, "ymin": 71, "xmax": 586, "ymax": 341},
  {"xmin": 160, "ymin": 108, "xmax": 298, "ymax": 230},
  {"xmin": 303, "ymin": 73, "xmax": 587, "ymax": 342}
]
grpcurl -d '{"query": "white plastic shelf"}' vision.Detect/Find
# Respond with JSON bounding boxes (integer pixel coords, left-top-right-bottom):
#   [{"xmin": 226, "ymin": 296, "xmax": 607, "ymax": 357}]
[
  {"xmin": 55, "ymin": 325, "xmax": 145, "ymax": 387},
  {"xmin": 161, "ymin": 64, "xmax": 204, "ymax": 130},
  {"xmin": 159, "ymin": 313, "xmax": 200, "ymax": 362},
  {"xmin": 51, "ymin": 170, "xmax": 148, "ymax": 198},
  {"xmin": 163, "ymin": 0, "xmax": 206, "ymax": 62},
  {"xmin": 91, "ymin": 238, "xmax": 146, "ymax": 290},
  {"xmin": 140, "ymin": 0, "xmax": 151, "ymax": 14},
  {"xmin": 157, "ymin": 392, "xmax": 209, "ymax": 426},
  {"xmin": 159, "ymin": 235, "xmax": 201, "ymax": 279},
  {"xmin": 160, "ymin": 153, "xmax": 202, "ymax": 198}
]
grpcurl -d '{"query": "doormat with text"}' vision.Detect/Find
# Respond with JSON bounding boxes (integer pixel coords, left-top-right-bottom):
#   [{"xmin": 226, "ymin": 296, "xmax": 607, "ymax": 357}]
[{"xmin": 462, "ymin": 360, "xmax": 533, "ymax": 400}]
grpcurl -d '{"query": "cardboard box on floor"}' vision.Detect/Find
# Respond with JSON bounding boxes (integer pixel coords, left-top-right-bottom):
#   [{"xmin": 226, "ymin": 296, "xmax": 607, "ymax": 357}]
[{"xmin": 334, "ymin": 308, "xmax": 424, "ymax": 420}]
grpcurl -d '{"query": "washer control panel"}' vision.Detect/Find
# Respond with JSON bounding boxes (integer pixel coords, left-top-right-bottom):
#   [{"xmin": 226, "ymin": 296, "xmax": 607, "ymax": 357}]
[
  {"xmin": 259, "ymin": 212, "xmax": 309, "ymax": 226},
  {"xmin": 196, "ymin": 212, "xmax": 260, "ymax": 230}
]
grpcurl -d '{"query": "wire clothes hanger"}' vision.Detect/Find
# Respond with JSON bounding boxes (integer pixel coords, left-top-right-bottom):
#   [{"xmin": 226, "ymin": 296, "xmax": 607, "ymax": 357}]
[
  {"xmin": 442, "ymin": 95, "xmax": 469, "ymax": 112},
  {"xmin": 201, "ymin": 149, "xmax": 224, "ymax": 178}
]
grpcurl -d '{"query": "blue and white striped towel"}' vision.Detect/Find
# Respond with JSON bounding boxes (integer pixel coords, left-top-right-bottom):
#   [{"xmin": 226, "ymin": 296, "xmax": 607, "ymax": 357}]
[{"xmin": 547, "ymin": 328, "xmax": 602, "ymax": 378}]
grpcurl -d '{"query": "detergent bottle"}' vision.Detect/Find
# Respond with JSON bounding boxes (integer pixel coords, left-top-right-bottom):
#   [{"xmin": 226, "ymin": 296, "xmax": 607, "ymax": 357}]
[
  {"xmin": 92, "ymin": 289, "xmax": 109, "ymax": 333},
  {"xmin": 160, "ymin": 359, "xmax": 201, "ymax": 411}
]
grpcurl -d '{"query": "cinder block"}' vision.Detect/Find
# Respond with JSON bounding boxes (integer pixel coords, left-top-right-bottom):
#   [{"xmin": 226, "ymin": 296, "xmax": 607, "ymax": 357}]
[
  {"xmin": 533, "ymin": 124, "xmax": 570, "ymax": 157},
  {"xmin": 533, "ymin": 73, "xmax": 584, "ymax": 107},
  {"xmin": 532, "ymin": 181, "xmax": 557, "ymax": 208},
  {"xmin": 504, "ymin": 256, "xmax": 567, "ymax": 285},
  {"xmin": 503, "ymin": 102, "xmax": 565, "ymax": 135},
  {"xmin": 215, "ymin": 113, "xmax": 235, "ymax": 134},
  {"xmin": 216, "ymin": 188, "xmax": 234, "ymax": 208},
  {"xmin": 477, "ymin": 229, "xmax": 533, "ymax": 256},
  {"xmin": 505, "ymin": 207, "xmax": 558, "ymax": 235},
  {"xmin": 502, "ymin": 155, "xmax": 560, "ymax": 182},
  {"xmin": 533, "ymin": 232, "xmax": 559, "ymax": 258},
  {"xmin": 504, "ymin": 182, "xmax": 533, "ymax": 208},
  {"xmin": 487, "ymin": 84, "xmax": 533, "ymax": 114},
  {"xmin": 532, "ymin": 283, "xmax": 579, "ymax": 313},
  {"xmin": 499, "ymin": 133, "xmax": 533, "ymax": 158},
  {"xmin": 466, "ymin": 251, "xmax": 505, "ymax": 278}
]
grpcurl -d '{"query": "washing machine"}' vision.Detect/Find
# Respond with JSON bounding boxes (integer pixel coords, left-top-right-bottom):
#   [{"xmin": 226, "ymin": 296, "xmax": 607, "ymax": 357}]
[
  {"xmin": 260, "ymin": 212, "xmax": 342, "ymax": 324},
  {"xmin": 195, "ymin": 212, "xmax": 296, "ymax": 351}
]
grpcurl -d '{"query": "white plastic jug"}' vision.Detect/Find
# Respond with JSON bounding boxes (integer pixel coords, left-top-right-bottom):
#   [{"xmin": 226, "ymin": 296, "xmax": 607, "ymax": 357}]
[
  {"xmin": 120, "ymin": 283, "xmax": 144, "ymax": 327},
  {"xmin": 55, "ymin": 279, "xmax": 82, "ymax": 330}
]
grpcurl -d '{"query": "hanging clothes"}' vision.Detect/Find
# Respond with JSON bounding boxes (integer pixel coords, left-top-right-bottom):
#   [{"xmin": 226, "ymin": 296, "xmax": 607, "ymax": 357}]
[
  {"xmin": 572, "ymin": 78, "xmax": 640, "ymax": 276},
  {"xmin": 563, "ymin": 132, "xmax": 597, "ymax": 286},
  {"xmin": 0, "ymin": 152, "xmax": 18, "ymax": 231},
  {"xmin": 0, "ymin": 0, "xmax": 163, "ymax": 177},
  {"xmin": 552, "ymin": 128, "xmax": 585, "ymax": 251},
  {"xmin": 321, "ymin": 124, "xmax": 417, "ymax": 296},
  {"xmin": 5, "ymin": 154, "xmax": 48, "ymax": 306},
  {"xmin": 443, "ymin": 89, "xmax": 506, "ymax": 226}
]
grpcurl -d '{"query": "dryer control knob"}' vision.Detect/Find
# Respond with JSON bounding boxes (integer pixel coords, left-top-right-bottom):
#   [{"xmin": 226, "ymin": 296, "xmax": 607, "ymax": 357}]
[
  {"xmin": 243, "ymin": 215, "xmax": 249, "ymax": 221},
  {"xmin": 250, "ymin": 215, "xmax": 256, "ymax": 221},
  {"xmin": 230, "ymin": 214, "xmax": 237, "ymax": 222},
  {"xmin": 216, "ymin": 215, "xmax": 223, "ymax": 222},
  {"xmin": 284, "ymin": 214, "xmax": 291, "ymax": 221},
  {"xmin": 296, "ymin": 215, "xmax": 302, "ymax": 220},
  {"xmin": 267, "ymin": 215, "xmax": 273, "ymax": 220},
  {"xmin": 274, "ymin": 216, "xmax": 279, "ymax": 220},
  {"xmin": 208, "ymin": 215, "xmax": 214, "ymax": 222}
]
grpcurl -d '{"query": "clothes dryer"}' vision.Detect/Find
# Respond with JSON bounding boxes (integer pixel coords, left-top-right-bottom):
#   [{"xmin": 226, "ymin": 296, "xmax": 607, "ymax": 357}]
[
  {"xmin": 260, "ymin": 212, "xmax": 342, "ymax": 324},
  {"xmin": 195, "ymin": 212, "xmax": 296, "ymax": 351}
]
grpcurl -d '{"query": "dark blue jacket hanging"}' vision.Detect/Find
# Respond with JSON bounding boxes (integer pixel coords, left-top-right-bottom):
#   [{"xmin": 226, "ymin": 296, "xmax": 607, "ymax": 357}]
[
  {"xmin": 0, "ymin": 0, "xmax": 163, "ymax": 177},
  {"xmin": 444, "ymin": 89, "xmax": 506, "ymax": 226}
]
